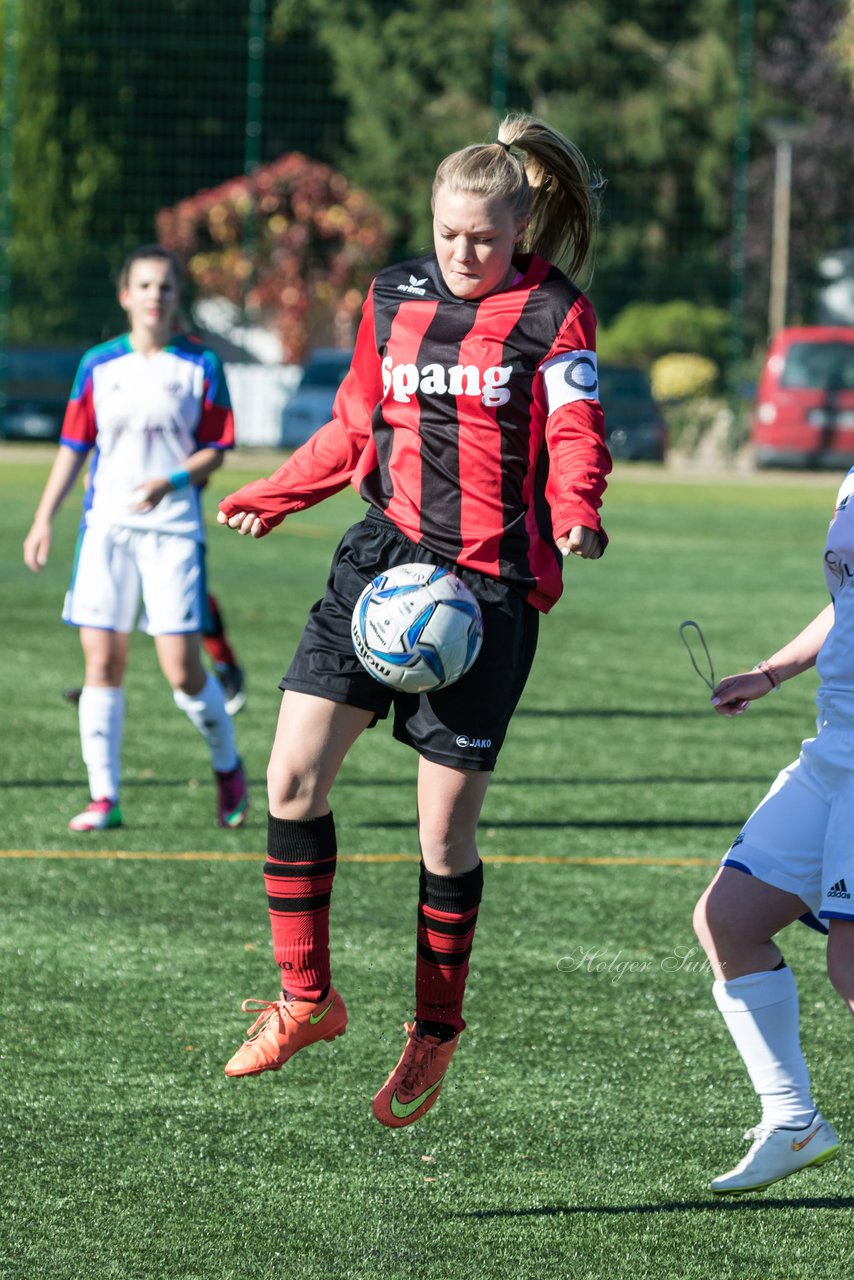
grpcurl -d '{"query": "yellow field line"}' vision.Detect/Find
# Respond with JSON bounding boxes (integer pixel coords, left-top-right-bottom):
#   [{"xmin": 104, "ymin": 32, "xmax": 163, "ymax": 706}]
[{"xmin": 0, "ymin": 849, "xmax": 718, "ymax": 867}]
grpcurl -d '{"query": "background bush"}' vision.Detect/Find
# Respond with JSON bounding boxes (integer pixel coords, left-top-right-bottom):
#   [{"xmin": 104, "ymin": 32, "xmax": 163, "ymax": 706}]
[
  {"xmin": 598, "ymin": 300, "xmax": 730, "ymax": 367},
  {"xmin": 651, "ymin": 352, "xmax": 719, "ymax": 401}
]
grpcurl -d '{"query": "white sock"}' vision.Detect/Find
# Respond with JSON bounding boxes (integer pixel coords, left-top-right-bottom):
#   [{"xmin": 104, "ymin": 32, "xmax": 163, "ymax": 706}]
[
  {"xmin": 713, "ymin": 967, "xmax": 816, "ymax": 1128},
  {"xmin": 78, "ymin": 686, "xmax": 124, "ymax": 803},
  {"xmin": 173, "ymin": 673, "xmax": 238, "ymax": 773}
]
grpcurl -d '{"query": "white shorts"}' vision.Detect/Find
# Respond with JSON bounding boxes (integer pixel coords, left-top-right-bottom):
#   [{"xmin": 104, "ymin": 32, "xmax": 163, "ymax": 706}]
[
  {"xmin": 63, "ymin": 523, "xmax": 205, "ymax": 636},
  {"xmin": 721, "ymin": 717, "xmax": 854, "ymax": 922}
]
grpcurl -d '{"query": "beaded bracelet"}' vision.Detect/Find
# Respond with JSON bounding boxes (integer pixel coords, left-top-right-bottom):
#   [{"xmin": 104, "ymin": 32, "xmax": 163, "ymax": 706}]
[{"xmin": 754, "ymin": 660, "xmax": 781, "ymax": 692}]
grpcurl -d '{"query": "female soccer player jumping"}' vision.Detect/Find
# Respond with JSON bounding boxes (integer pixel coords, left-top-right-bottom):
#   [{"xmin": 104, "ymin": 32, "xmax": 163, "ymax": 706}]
[
  {"xmin": 217, "ymin": 114, "xmax": 610, "ymax": 1126},
  {"xmin": 691, "ymin": 468, "xmax": 854, "ymax": 1192},
  {"xmin": 23, "ymin": 245, "xmax": 248, "ymax": 833}
]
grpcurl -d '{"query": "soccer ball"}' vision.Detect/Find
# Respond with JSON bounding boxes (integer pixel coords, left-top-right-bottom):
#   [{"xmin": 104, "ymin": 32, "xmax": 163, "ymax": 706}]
[{"xmin": 351, "ymin": 562, "xmax": 483, "ymax": 693}]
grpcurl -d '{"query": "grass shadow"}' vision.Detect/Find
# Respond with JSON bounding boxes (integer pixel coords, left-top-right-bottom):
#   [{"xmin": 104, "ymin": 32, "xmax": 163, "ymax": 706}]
[
  {"xmin": 457, "ymin": 1195, "xmax": 854, "ymax": 1218},
  {"xmin": 354, "ymin": 818, "xmax": 741, "ymax": 830}
]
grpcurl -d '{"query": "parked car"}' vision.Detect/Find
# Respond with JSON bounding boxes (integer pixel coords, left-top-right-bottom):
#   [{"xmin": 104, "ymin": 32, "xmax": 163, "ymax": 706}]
[
  {"xmin": 597, "ymin": 362, "xmax": 667, "ymax": 461},
  {"xmin": 0, "ymin": 347, "xmax": 84, "ymax": 441},
  {"xmin": 752, "ymin": 325, "xmax": 854, "ymax": 468},
  {"xmin": 281, "ymin": 347, "xmax": 353, "ymax": 447}
]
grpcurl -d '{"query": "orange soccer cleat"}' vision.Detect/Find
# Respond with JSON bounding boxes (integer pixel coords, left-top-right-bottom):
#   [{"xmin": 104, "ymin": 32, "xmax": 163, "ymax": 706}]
[
  {"xmin": 224, "ymin": 987, "xmax": 347, "ymax": 1078},
  {"xmin": 372, "ymin": 1023, "xmax": 461, "ymax": 1128}
]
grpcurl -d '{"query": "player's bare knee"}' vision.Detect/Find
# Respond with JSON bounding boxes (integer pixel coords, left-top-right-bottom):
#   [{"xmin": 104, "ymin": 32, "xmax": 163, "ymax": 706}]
[
  {"xmin": 266, "ymin": 757, "xmax": 325, "ymax": 817},
  {"xmin": 85, "ymin": 662, "xmax": 120, "ymax": 686},
  {"xmin": 171, "ymin": 673, "xmax": 205, "ymax": 696},
  {"xmin": 693, "ymin": 881, "xmax": 753, "ymax": 965},
  {"xmin": 84, "ymin": 649, "xmax": 125, "ymax": 686},
  {"xmin": 418, "ymin": 825, "xmax": 478, "ymax": 875},
  {"xmin": 692, "ymin": 884, "xmax": 720, "ymax": 954}
]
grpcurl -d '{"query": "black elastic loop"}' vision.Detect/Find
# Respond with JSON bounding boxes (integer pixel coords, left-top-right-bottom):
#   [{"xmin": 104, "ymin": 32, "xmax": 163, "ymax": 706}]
[{"xmin": 679, "ymin": 620, "xmax": 716, "ymax": 693}]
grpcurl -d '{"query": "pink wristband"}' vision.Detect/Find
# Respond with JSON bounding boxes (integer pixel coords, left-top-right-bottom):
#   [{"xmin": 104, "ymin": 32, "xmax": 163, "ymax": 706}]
[{"xmin": 754, "ymin": 660, "xmax": 781, "ymax": 691}]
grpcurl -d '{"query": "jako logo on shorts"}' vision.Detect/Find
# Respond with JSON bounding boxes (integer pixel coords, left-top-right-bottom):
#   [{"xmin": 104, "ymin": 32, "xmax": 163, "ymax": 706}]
[
  {"xmin": 381, "ymin": 357, "xmax": 513, "ymax": 408},
  {"xmin": 455, "ymin": 735, "xmax": 492, "ymax": 749}
]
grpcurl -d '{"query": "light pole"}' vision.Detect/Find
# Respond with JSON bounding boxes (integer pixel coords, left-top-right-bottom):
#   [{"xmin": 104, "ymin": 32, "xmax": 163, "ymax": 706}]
[{"xmin": 763, "ymin": 118, "xmax": 809, "ymax": 337}]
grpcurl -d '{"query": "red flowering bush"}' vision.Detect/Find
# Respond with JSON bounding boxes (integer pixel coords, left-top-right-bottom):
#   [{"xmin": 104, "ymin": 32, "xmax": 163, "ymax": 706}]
[{"xmin": 157, "ymin": 153, "xmax": 389, "ymax": 362}]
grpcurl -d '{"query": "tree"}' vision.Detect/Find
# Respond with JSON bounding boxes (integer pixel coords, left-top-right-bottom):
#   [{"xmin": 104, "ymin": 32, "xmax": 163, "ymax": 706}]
[
  {"xmin": 504, "ymin": 0, "xmax": 745, "ymax": 318},
  {"xmin": 746, "ymin": 0, "xmax": 854, "ymax": 334},
  {"xmin": 157, "ymin": 153, "xmax": 389, "ymax": 361},
  {"xmin": 273, "ymin": 0, "xmax": 497, "ymax": 260},
  {"xmin": 6, "ymin": 1, "xmax": 852, "ymax": 353},
  {"xmin": 4, "ymin": 0, "xmax": 121, "ymax": 341},
  {"xmin": 2, "ymin": 0, "xmax": 343, "ymax": 343},
  {"xmin": 832, "ymin": 0, "xmax": 854, "ymax": 88},
  {"xmin": 272, "ymin": 0, "xmax": 764, "ymax": 323}
]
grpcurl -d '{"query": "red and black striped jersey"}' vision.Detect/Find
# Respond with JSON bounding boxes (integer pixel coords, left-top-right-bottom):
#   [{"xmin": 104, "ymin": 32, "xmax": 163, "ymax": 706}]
[{"xmin": 220, "ymin": 252, "xmax": 610, "ymax": 612}]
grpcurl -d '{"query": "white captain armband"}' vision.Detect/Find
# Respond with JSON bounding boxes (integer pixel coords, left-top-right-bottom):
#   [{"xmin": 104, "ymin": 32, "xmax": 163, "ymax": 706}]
[{"xmin": 540, "ymin": 349, "xmax": 599, "ymax": 416}]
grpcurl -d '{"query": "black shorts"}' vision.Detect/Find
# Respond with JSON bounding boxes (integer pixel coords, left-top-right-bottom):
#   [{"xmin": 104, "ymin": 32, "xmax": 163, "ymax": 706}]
[{"xmin": 280, "ymin": 509, "xmax": 539, "ymax": 770}]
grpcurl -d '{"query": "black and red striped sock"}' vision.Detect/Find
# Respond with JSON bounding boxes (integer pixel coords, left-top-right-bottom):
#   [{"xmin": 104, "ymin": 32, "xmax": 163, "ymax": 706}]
[
  {"xmin": 202, "ymin": 593, "xmax": 239, "ymax": 668},
  {"xmin": 264, "ymin": 811, "xmax": 337, "ymax": 1001},
  {"xmin": 415, "ymin": 860, "xmax": 483, "ymax": 1038}
]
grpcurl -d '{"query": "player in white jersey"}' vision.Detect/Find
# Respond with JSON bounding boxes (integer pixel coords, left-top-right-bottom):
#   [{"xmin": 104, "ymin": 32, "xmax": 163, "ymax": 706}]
[
  {"xmin": 690, "ymin": 467, "xmax": 854, "ymax": 1193},
  {"xmin": 23, "ymin": 245, "xmax": 248, "ymax": 832}
]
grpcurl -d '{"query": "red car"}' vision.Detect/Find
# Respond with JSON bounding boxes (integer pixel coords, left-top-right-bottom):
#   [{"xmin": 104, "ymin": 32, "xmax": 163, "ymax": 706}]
[{"xmin": 752, "ymin": 325, "xmax": 854, "ymax": 467}]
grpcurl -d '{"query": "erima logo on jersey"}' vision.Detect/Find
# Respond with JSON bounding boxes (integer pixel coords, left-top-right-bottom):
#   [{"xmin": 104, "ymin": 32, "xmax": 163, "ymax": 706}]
[
  {"xmin": 381, "ymin": 356, "xmax": 513, "ymax": 407},
  {"xmin": 539, "ymin": 349, "xmax": 599, "ymax": 416},
  {"xmin": 396, "ymin": 274, "xmax": 429, "ymax": 297}
]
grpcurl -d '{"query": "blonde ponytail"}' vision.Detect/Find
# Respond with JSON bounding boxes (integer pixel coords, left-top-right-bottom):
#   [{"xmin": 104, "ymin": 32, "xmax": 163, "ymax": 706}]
[{"xmin": 498, "ymin": 113, "xmax": 603, "ymax": 279}]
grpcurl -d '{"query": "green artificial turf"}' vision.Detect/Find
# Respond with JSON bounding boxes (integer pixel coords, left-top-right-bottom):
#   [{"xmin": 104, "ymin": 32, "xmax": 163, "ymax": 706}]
[{"xmin": 2, "ymin": 452, "xmax": 852, "ymax": 1279}]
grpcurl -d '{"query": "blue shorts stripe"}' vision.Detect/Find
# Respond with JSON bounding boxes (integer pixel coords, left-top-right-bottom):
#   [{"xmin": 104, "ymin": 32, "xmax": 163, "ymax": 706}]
[{"xmin": 720, "ymin": 858, "xmax": 754, "ymax": 876}]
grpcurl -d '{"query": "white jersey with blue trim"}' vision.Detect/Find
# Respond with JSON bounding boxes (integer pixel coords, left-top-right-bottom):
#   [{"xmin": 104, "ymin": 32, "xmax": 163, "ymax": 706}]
[
  {"xmin": 60, "ymin": 335, "xmax": 234, "ymax": 543},
  {"xmin": 817, "ymin": 465, "xmax": 854, "ymax": 716}
]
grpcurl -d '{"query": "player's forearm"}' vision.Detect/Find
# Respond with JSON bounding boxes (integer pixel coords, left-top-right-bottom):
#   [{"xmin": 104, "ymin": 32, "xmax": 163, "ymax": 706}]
[
  {"xmin": 547, "ymin": 415, "xmax": 611, "ymax": 543},
  {"xmin": 762, "ymin": 602, "xmax": 835, "ymax": 683},
  {"xmin": 133, "ymin": 448, "xmax": 226, "ymax": 515},
  {"xmin": 31, "ymin": 445, "xmax": 86, "ymax": 524},
  {"xmin": 219, "ymin": 418, "xmax": 363, "ymax": 530},
  {"xmin": 176, "ymin": 447, "xmax": 225, "ymax": 487}
]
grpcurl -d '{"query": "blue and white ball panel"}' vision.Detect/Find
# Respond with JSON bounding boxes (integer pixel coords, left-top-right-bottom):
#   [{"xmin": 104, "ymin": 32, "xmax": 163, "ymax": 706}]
[
  {"xmin": 63, "ymin": 525, "xmax": 204, "ymax": 635},
  {"xmin": 351, "ymin": 562, "xmax": 483, "ymax": 693},
  {"xmin": 539, "ymin": 349, "xmax": 599, "ymax": 415},
  {"xmin": 721, "ymin": 726, "xmax": 854, "ymax": 922}
]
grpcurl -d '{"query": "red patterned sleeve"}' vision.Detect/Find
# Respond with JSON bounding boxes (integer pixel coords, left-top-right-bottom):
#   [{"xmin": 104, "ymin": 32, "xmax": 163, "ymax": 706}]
[
  {"xmin": 196, "ymin": 349, "xmax": 235, "ymax": 448},
  {"xmin": 218, "ymin": 285, "xmax": 382, "ymax": 533},
  {"xmin": 535, "ymin": 297, "xmax": 611, "ymax": 544},
  {"xmin": 59, "ymin": 357, "xmax": 98, "ymax": 453}
]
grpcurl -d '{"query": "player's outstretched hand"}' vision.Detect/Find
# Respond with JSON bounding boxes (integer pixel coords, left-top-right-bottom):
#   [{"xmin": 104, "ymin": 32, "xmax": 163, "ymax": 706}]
[
  {"xmin": 711, "ymin": 671, "xmax": 775, "ymax": 717},
  {"xmin": 557, "ymin": 525, "xmax": 604, "ymax": 559},
  {"xmin": 217, "ymin": 509, "xmax": 266, "ymax": 538},
  {"xmin": 23, "ymin": 520, "xmax": 52, "ymax": 572}
]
